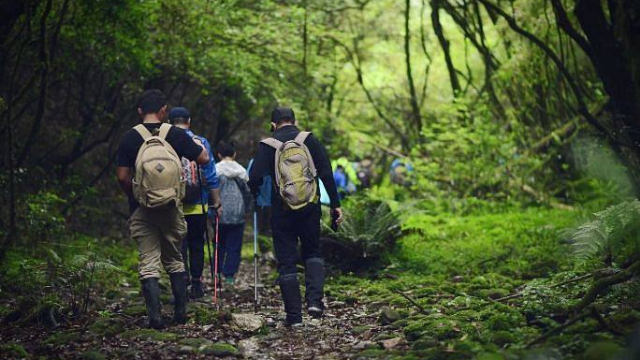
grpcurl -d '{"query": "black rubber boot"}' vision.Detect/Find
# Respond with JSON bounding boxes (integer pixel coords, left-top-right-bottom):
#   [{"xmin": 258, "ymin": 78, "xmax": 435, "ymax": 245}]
[
  {"xmin": 305, "ymin": 257, "xmax": 325, "ymax": 319},
  {"xmin": 169, "ymin": 271, "xmax": 188, "ymax": 324},
  {"xmin": 279, "ymin": 273, "xmax": 303, "ymax": 326},
  {"xmin": 190, "ymin": 280, "xmax": 205, "ymax": 299},
  {"xmin": 141, "ymin": 277, "xmax": 165, "ymax": 329}
]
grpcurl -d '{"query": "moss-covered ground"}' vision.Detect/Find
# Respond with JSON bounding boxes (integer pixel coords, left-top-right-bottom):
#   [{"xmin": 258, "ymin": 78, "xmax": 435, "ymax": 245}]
[{"xmin": 325, "ymin": 205, "xmax": 639, "ymax": 359}]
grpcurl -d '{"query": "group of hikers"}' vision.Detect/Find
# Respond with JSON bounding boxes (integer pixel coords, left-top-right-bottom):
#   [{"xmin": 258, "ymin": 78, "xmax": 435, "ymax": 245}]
[{"xmin": 116, "ymin": 89, "xmax": 344, "ymax": 329}]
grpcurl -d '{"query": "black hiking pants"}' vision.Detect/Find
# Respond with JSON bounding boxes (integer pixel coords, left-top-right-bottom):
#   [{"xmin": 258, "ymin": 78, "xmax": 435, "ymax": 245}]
[
  {"xmin": 181, "ymin": 214, "xmax": 206, "ymax": 282},
  {"xmin": 272, "ymin": 203, "xmax": 325, "ymax": 315}
]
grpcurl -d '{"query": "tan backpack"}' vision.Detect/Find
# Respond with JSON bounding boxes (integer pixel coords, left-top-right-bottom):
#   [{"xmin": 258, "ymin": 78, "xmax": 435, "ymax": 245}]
[
  {"xmin": 262, "ymin": 132, "xmax": 318, "ymax": 210},
  {"xmin": 132, "ymin": 123, "xmax": 185, "ymax": 208}
]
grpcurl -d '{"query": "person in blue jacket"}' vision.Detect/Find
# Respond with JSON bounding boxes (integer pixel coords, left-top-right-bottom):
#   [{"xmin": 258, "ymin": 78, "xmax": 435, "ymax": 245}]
[
  {"xmin": 169, "ymin": 107, "xmax": 222, "ymax": 299},
  {"xmin": 248, "ymin": 157, "xmax": 272, "ymax": 235}
]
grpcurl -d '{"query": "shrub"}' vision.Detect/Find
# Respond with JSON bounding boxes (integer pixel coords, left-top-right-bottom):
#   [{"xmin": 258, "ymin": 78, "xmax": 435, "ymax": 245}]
[{"xmin": 320, "ymin": 194, "xmax": 402, "ymax": 273}]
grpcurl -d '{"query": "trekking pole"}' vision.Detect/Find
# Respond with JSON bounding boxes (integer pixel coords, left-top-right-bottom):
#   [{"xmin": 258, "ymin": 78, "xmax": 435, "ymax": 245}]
[
  {"xmin": 197, "ymin": 165, "xmax": 216, "ymax": 303},
  {"xmin": 213, "ymin": 212, "xmax": 221, "ymax": 310},
  {"xmin": 253, "ymin": 208, "xmax": 259, "ymax": 313}
]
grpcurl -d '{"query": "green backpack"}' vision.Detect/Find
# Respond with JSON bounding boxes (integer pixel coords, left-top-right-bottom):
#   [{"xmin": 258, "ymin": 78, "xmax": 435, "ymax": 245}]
[
  {"xmin": 132, "ymin": 123, "xmax": 185, "ymax": 208},
  {"xmin": 261, "ymin": 131, "xmax": 318, "ymax": 210}
]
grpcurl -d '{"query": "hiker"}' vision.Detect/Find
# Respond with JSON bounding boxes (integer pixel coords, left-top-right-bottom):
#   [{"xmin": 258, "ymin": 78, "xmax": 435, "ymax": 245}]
[
  {"xmin": 249, "ymin": 106, "xmax": 343, "ymax": 326},
  {"xmin": 248, "ymin": 157, "xmax": 273, "ymax": 235},
  {"xmin": 216, "ymin": 142, "xmax": 253, "ymax": 286},
  {"xmin": 168, "ymin": 107, "xmax": 222, "ymax": 299},
  {"xmin": 356, "ymin": 158, "xmax": 374, "ymax": 189},
  {"xmin": 333, "ymin": 165, "xmax": 348, "ymax": 199},
  {"xmin": 116, "ymin": 89, "xmax": 210, "ymax": 329},
  {"xmin": 332, "ymin": 156, "xmax": 359, "ymax": 193},
  {"xmin": 390, "ymin": 158, "xmax": 414, "ymax": 186}
]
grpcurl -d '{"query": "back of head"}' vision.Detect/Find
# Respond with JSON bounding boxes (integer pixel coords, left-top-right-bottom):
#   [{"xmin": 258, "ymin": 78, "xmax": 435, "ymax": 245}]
[
  {"xmin": 168, "ymin": 107, "xmax": 191, "ymax": 126},
  {"xmin": 217, "ymin": 141, "xmax": 236, "ymax": 158},
  {"xmin": 137, "ymin": 89, "xmax": 167, "ymax": 115},
  {"xmin": 271, "ymin": 106, "xmax": 296, "ymax": 125}
]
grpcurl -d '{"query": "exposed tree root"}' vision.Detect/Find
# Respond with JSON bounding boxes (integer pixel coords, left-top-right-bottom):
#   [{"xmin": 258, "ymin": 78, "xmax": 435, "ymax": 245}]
[
  {"xmin": 391, "ymin": 289, "xmax": 429, "ymax": 315},
  {"xmin": 572, "ymin": 260, "xmax": 640, "ymax": 313},
  {"xmin": 526, "ymin": 310, "xmax": 590, "ymax": 348},
  {"xmin": 493, "ymin": 272, "xmax": 593, "ymax": 303}
]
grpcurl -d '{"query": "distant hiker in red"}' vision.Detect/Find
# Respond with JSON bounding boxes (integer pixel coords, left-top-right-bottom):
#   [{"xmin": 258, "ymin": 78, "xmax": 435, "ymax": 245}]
[
  {"xmin": 249, "ymin": 107, "xmax": 344, "ymax": 327},
  {"xmin": 116, "ymin": 89, "xmax": 210, "ymax": 329}
]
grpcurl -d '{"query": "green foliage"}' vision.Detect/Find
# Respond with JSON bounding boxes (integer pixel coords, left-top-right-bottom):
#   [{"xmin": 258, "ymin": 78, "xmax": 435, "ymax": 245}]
[
  {"xmin": 569, "ymin": 200, "xmax": 640, "ymax": 267},
  {"xmin": 0, "ymin": 343, "xmax": 29, "ymax": 359},
  {"xmin": 321, "ymin": 194, "xmax": 402, "ymax": 272},
  {"xmin": 23, "ymin": 191, "xmax": 67, "ymax": 244}
]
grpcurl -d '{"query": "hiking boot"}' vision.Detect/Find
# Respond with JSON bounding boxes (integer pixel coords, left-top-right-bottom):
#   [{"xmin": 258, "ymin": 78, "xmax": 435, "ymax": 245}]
[
  {"xmin": 190, "ymin": 280, "xmax": 205, "ymax": 299},
  {"xmin": 141, "ymin": 277, "xmax": 165, "ymax": 329},
  {"xmin": 284, "ymin": 318, "xmax": 304, "ymax": 327},
  {"xmin": 224, "ymin": 276, "xmax": 235, "ymax": 286},
  {"xmin": 307, "ymin": 305, "xmax": 323, "ymax": 319},
  {"xmin": 169, "ymin": 271, "xmax": 188, "ymax": 324},
  {"xmin": 279, "ymin": 273, "xmax": 302, "ymax": 326},
  {"xmin": 304, "ymin": 257, "xmax": 325, "ymax": 317}
]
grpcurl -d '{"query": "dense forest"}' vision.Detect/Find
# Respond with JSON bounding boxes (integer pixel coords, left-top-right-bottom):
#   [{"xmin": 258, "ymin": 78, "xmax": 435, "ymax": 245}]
[{"xmin": 1, "ymin": 0, "xmax": 639, "ymax": 359}]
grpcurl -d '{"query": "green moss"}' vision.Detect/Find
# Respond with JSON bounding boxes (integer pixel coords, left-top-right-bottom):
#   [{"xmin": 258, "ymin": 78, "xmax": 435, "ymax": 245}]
[
  {"xmin": 583, "ymin": 341, "xmax": 622, "ymax": 360},
  {"xmin": 104, "ymin": 289, "xmax": 122, "ymax": 300},
  {"xmin": 357, "ymin": 349, "xmax": 386, "ymax": 358},
  {"xmin": 81, "ymin": 350, "xmax": 107, "ymax": 360},
  {"xmin": 352, "ymin": 325, "xmax": 371, "ymax": 335},
  {"xmin": 490, "ymin": 331, "xmax": 515, "ymax": 347},
  {"xmin": 201, "ymin": 343, "xmax": 239, "ymax": 357},
  {"xmin": 373, "ymin": 332, "xmax": 396, "ymax": 341},
  {"xmin": 410, "ymin": 338, "xmax": 438, "ymax": 351},
  {"xmin": 398, "ymin": 208, "xmax": 578, "ymax": 278},
  {"xmin": 0, "ymin": 343, "xmax": 29, "ymax": 358},
  {"xmin": 121, "ymin": 304, "xmax": 147, "ymax": 316},
  {"xmin": 178, "ymin": 337, "xmax": 212, "ymax": 348},
  {"xmin": 390, "ymin": 319, "xmax": 409, "ymax": 329},
  {"xmin": 190, "ymin": 305, "xmax": 222, "ymax": 325},
  {"xmin": 474, "ymin": 354, "xmax": 505, "ymax": 360},
  {"xmin": 120, "ymin": 329, "xmax": 178, "ymax": 342},
  {"xmin": 45, "ymin": 331, "xmax": 82, "ymax": 345},
  {"xmin": 88, "ymin": 319, "xmax": 125, "ymax": 338}
]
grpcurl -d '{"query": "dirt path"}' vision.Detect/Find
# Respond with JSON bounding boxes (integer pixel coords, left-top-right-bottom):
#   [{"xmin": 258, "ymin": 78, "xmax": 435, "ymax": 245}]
[{"xmin": 2, "ymin": 259, "xmax": 408, "ymax": 359}]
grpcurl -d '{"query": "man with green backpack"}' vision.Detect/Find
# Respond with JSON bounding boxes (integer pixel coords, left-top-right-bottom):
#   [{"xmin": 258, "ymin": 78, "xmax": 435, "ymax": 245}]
[
  {"xmin": 116, "ymin": 89, "xmax": 210, "ymax": 329},
  {"xmin": 249, "ymin": 107, "xmax": 343, "ymax": 327}
]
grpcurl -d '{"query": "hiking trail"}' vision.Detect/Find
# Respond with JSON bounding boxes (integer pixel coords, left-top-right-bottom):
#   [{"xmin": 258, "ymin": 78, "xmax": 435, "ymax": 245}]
[{"xmin": 1, "ymin": 258, "xmax": 408, "ymax": 359}]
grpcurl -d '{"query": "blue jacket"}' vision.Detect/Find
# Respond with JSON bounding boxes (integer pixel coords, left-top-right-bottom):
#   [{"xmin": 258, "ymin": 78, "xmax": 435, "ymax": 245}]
[
  {"xmin": 184, "ymin": 129, "xmax": 219, "ymax": 206},
  {"xmin": 247, "ymin": 158, "xmax": 272, "ymax": 207}
]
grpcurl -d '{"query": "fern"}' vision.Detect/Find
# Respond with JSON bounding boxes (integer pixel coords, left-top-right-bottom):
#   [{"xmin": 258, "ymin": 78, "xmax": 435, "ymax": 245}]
[
  {"xmin": 322, "ymin": 195, "xmax": 402, "ymax": 260},
  {"xmin": 570, "ymin": 200, "xmax": 640, "ymax": 266}
]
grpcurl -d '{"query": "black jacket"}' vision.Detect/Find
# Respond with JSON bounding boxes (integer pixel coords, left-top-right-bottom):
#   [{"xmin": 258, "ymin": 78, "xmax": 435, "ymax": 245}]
[{"xmin": 248, "ymin": 125, "xmax": 341, "ymax": 214}]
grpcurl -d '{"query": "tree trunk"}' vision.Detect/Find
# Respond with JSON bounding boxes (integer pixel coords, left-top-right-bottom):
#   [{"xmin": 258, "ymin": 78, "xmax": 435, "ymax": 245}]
[
  {"xmin": 574, "ymin": 0, "xmax": 640, "ymax": 134},
  {"xmin": 431, "ymin": 0, "xmax": 461, "ymax": 96},
  {"xmin": 404, "ymin": 0, "xmax": 423, "ymax": 137}
]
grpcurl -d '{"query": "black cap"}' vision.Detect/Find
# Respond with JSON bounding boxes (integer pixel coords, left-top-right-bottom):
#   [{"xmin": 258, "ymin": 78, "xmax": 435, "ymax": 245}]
[
  {"xmin": 271, "ymin": 107, "xmax": 295, "ymax": 123},
  {"xmin": 168, "ymin": 107, "xmax": 190, "ymax": 120}
]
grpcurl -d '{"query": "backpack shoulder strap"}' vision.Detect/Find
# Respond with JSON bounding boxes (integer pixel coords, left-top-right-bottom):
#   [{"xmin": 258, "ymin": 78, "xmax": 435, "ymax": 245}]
[
  {"xmin": 261, "ymin": 138, "xmax": 283, "ymax": 150},
  {"xmin": 133, "ymin": 124, "xmax": 153, "ymax": 140},
  {"xmin": 294, "ymin": 131, "xmax": 311, "ymax": 144},
  {"xmin": 158, "ymin": 123, "xmax": 171, "ymax": 140}
]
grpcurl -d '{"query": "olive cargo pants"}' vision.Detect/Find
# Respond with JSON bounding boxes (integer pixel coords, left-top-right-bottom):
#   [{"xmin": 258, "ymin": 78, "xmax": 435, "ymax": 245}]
[{"xmin": 129, "ymin": 206, "xmax": 187, "ymax": 279}]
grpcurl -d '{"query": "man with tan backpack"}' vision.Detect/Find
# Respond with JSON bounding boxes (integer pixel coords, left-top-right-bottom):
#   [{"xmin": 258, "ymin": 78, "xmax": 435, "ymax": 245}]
[
  {"xmin": 249, "ymin": 107, "xmax": 343, "ymax": 327},
  {"xmin": 116, "ymin": 89, "xmax": 210, "ymax": 329}
]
